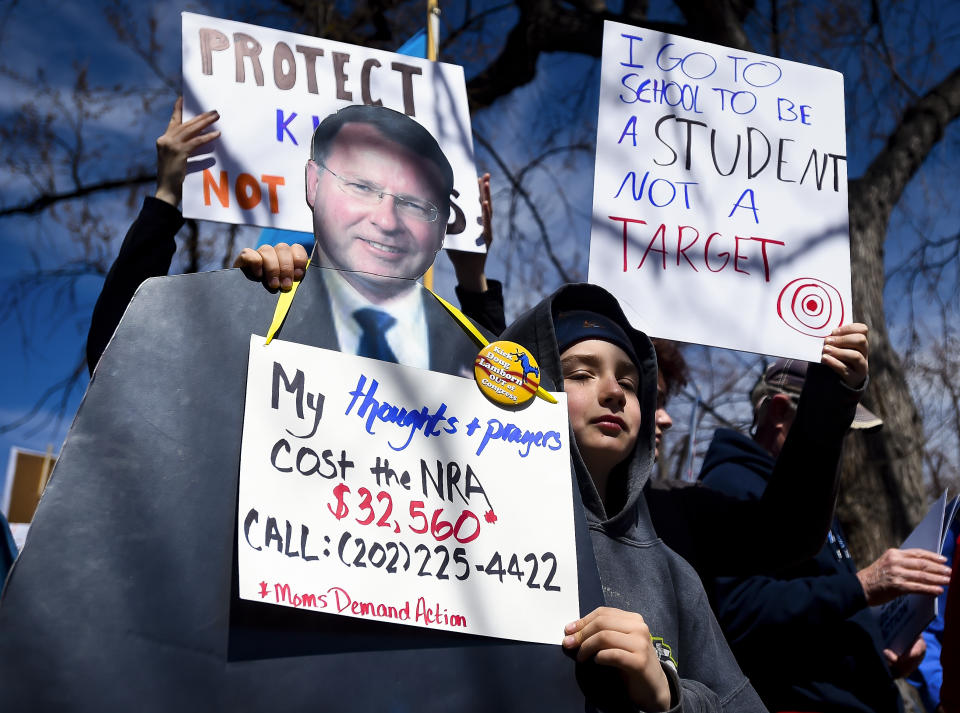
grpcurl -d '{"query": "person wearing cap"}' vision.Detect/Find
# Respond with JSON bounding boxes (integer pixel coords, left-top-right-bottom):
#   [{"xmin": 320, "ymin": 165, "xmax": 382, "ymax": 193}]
[
  {"xmin": 700, "ymin": 351, "xmax": 952, "ymax": 713},
  {"xmin": 644, "ymin": 335, "xmax": 875, "ymax": 581},
  {"xmin": 501, "ymin": 284, "xmax": 767, "ymax": 713}
]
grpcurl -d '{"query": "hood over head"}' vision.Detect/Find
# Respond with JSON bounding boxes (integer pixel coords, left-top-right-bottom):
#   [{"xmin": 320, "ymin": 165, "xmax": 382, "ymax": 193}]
[{"xmin": 501, "ymin": 284, "xmax": 658, "ymax": 532}]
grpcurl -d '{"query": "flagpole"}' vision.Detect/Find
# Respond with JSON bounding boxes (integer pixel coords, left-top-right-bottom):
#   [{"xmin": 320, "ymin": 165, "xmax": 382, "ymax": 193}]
[{"xmin": 422, "ymin": 0, "xmax": 440, "ymax": 290}]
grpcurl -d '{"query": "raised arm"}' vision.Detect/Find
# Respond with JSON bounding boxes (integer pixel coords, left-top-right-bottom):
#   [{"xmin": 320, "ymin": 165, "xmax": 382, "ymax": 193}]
[{"xmin": 86, "ymin": 98, "xmax": 219, "ymax": 373}]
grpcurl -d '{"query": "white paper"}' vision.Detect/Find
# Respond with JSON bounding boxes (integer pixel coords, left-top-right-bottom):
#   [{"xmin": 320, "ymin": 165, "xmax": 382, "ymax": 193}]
[
  {"xmin": 237, "ymin": 336, "xmax": 579, "ymax": 644},
  {"xmin": 181, "ymin": 12, "xmax": 483, "ymax": 252},
  {"xmin": 873, "ymin": 490, "xmax": 948, "ymax": 655},
  {"xmin": 589, "ymin": 21, "xmax": 851, "ymax": 360}
]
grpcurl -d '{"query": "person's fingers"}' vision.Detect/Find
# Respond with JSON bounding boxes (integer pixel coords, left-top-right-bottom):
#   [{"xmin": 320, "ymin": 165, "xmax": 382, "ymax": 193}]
[
  {"xmin": 565, "ymin": 606, "xmax": 621, "ymax": 631},
  {"xmin": 256, "ymin": 245, "xmax": 281, "ymax": 290},
  {"xmin": 234, "ymin": 247, "xmax": 264, "ymax": 279},
  {"xmin": 274, "ymin": 243, "xmax": 297, "ymax": 291},
  {"xmin": 883, "ymin": 648, "xmax": 898, "ymax": 666},
  {"xmin": 593, "ymin": 647, "xmax": 644, "ymax": 671},
  {"xmin": 564, "ymin": 608, "xmax": 650, "ymax": 658},
  {"xmin": 821, "ymin": 346, "xmax": 867, "ymax": 386},
  {"xmin": 820, "ymin": 352, "xmax": 849, "ymax": 376},
  {"xmin": 569, "ymin": 612, "xmax": 641, "ymax": 645},
  {"xmin": 563, "ymin": 606, "xmax": 626, "ymax": 642},
  {"xmin": 873, "ymin": 551, "xmax": 951, "ymax": 597},
  {"xmin": 827, "ymin": 322, "xmax": 868, "ymax": 338},
  {"xmin": 479, "ymin": 173, "xmax": 493, "ymax": 248},
  {"xmin": 290, "ymin": 243, "xmax": 309, "ymax": 281},
  {"xmin": 185, "ymin": 129, "xmax": 221, "ymax": 152},
  {"xmin": 825, "ymin": 328, "xmax": 868, "ymax": 349},
  {"xmin": 179, "ymin": 109, "xmax": 221, "ymax": 137},
  {"xmin": 575, "ymin": 629, "xmax": 643, "ymax": 663},
  {"xmin": 821, "ymin": 345, "xmax": 867, "ymax": 373},
  {"xmin": 899, "ymin": 548, "xmax": 949, "ymax": 565},
  {"xmin": 167, "ymin": 96, "xmax": 183, "ymax": 131}
]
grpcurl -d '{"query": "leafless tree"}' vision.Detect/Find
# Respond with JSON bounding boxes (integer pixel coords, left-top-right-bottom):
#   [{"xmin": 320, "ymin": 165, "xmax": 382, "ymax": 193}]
[{"xmin": 1, "ymin": 0, "xmax": 958, "ymax": 558}]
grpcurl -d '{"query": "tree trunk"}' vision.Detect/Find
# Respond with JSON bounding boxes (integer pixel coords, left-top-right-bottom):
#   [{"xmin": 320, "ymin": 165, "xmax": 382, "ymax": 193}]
[{"xmin": 837, "ymin": 66, "xmax": 960, "ymax": 565}]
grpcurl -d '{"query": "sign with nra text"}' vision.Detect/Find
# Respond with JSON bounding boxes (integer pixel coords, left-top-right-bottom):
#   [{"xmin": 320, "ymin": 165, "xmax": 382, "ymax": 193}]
[
  {"xmin": 238, "ymin": 336, "xmax": 578, "ymax": 644},
  {"xmin": 181, "ymin": 12, "xmax": 484, "ymax": 252},
  {"xmin": 589, "ymin": 21, "xmax": 851, "ymax": 360}
]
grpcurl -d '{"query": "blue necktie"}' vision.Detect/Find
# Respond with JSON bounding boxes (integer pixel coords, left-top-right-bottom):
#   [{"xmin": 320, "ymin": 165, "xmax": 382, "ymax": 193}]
[{"xmin": 354, "ymin": 308, "xmax": 399, "ymax": 363}]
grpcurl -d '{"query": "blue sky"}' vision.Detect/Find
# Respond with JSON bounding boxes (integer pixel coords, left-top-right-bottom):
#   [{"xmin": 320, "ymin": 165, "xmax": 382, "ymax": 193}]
[{"xmin": 1, "ymin": 0, "xmax": 958, "ymax": 494}]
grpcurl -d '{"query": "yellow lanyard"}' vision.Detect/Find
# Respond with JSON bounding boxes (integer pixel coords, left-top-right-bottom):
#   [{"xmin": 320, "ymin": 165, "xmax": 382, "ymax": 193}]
[{"xmin": 264, "ymin": 265, "xmax": 557, "ymax": 405}]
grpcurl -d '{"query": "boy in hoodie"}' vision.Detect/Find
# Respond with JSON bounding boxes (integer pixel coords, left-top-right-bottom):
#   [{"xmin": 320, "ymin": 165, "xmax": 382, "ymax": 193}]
[{"xmin": 500, "ymin": 283, "xmax": 767, "ymax": 713}]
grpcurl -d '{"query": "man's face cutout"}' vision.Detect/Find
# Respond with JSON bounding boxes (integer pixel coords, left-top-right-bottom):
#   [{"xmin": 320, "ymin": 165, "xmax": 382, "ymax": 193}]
[{"xmin": 305, "ymin": 123, "xmax": 448, "ymax": 299}]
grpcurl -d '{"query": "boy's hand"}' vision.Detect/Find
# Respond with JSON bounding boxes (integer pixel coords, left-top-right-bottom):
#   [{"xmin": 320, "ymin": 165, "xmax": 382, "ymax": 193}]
[
  {"xmin": 821, "ymin": 323, "xmax": 868, "ymax": 387},
  {"xmin": 446, "ymin": 173, "xmax": 492, "ymax": 293},
  {"xmin": 563, "ymin": 607, "xmax": 672, "ymax": 711},
  {"xmin": 155, "ymin": 96, "xmax": 220, "ymax": 207},
  {"xmin": 234, "ymin": 243, "xmax": 309, "ymax": 292}
]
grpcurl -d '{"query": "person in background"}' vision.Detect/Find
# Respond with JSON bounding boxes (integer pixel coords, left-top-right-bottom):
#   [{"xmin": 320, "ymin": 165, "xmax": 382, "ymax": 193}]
[
  {"xmin": 502, "ymin": 284, "xmax": 767, "ymax": 712},
  {"xmin": 909, "ymin": 517, "xmax": 960, "ymax": 712},
  {"xmin": 940, "ymin": 528, "xmax": 960, "ymax": 713},
  {"xmin": 702, "ymin": 358, "xmax": 952, "ymax": 713},
  {"xmin": 645, "ymin": 336, "xmax": 870, "ymax": 583}
]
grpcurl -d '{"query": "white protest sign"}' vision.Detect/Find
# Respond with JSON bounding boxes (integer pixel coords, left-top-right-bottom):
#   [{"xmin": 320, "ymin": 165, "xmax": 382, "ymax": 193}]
[
  {"xmin": 589, "ymin": 21, "xmax": 850, "ymax": 360},
  {"xmin": 181, "ymin": 12, "xmax": 483, "ymax": 253},
  {"xmin": 238, "ymin": 336, "xmax": 579, "ymax": 644}
]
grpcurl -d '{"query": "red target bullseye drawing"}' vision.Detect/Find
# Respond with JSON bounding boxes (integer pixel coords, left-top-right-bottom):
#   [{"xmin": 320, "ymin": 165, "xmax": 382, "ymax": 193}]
[{"xmin": 777, "ymin": 278, "xmax": 845, "ymax": 337}]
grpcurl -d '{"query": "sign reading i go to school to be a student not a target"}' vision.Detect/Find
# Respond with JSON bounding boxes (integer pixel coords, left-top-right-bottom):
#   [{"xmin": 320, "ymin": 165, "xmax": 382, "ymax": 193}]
[
  {"xmin": 238, "ymin": 336, "xmax": 579, "ymax": 645},
  {"xmin": 589, "ymin": 21, "xmax": 851, "ymax": 361}
]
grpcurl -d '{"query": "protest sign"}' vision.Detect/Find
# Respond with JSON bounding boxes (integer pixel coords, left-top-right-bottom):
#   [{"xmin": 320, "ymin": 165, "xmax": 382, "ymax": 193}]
[
  {"xmin": 239, "ymin": 335, "xmax": 578, "ymax": 644},
  {"xmin": 589, "ymin": 21, "xmax": 850, "ymax": 360},
  {"xmin": 0, "ymin": 269, "xmax": 604, "ymax": 712},
  {"xmin": 180, "ymin": 12, "xmax": 483, "ymax": 253}
]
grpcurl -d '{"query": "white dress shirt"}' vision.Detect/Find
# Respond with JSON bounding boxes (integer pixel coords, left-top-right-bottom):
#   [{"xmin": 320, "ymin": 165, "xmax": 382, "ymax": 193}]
[{"xmin": 321, "ymin": 268, "xmax": 430, "ymax": 370}]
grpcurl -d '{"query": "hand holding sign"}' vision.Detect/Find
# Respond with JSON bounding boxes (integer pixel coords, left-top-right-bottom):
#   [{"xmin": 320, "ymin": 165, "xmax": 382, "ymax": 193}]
[
  {"xmin": 821, "ymin": 322, "xmax": 868, "ymax": 387},
  {"xmin": 563, "ymin": 607, "xmax": 672, "ymax": 711},
  {"xmin": 235, "ymin": 243, "xmax": 309, "ymax": 292},
  {"xmin": 589, "ymin": 21, "xmax": 851, "ymax": 361}
]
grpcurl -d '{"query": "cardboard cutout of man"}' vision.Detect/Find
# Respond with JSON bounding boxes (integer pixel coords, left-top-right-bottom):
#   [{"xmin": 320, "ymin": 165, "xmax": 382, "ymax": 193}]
[
  {"xmin": 298, "ymin": 105, "xmax": 453, "ymax": 367},
  {"xmin": 0, "ymin": 105, "xmax": 605, "ymax": 711}
]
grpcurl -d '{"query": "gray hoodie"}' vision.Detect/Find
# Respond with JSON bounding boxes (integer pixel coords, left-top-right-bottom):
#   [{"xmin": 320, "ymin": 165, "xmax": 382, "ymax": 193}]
[{"xmin": 502, "ymin": 284, "xmax": 768, "ymax": 713}]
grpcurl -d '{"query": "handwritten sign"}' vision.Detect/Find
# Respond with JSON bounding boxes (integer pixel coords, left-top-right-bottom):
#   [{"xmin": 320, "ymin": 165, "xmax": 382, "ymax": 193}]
[
  {"xmin": 238, "ymin": 336, "xmax": 579, "ymax": 644},
  {"xmin": 181, "ymin": 12, "xmax": 483, "ymax": 253},
  {"xmin": 589, "ymin": 21, "xmax": 851, "ymax": 360}
]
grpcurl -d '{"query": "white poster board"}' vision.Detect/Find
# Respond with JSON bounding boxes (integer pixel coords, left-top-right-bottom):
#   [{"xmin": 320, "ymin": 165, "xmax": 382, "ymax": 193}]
[
  {"xmin": 873, "ymin": 491, "xmax": 959, "ymax": 655},
  {"xmin": 589, "ymin": 21, "xmax": 850, "ymax": 360},
  {"xmin": 238, "ymin": 336, "xmax": 579, "ymax": 644},
  {"xmin": 181, "ymin": 12, "xmax": 483, "ymax": 252}
]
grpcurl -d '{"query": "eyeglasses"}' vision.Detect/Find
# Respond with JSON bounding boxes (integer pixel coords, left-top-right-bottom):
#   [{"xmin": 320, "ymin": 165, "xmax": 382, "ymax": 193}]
[{"xmin": 318, "ymin": 163, "xmax": 440, "ymax": 222}]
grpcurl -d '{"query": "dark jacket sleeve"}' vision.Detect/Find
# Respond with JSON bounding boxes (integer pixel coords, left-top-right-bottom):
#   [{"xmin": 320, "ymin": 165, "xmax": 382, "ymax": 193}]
[
  {"xmin": 753, "ymin": 362, "xmax": 862, "ymax": 564},
  {"xmin": 86, "ymin": 197, "xmax": 183, "ymax": 373},
  {"xmin": 649, "ymin": 363, "xmax": 863, "ymax": 578},
  {"xmin": 712, "ymin": 570, "xmax": 868, "ymax": 646},
  {"xmin": 454, "ymin": 279, "xmax": 505, "ymax": 336}
]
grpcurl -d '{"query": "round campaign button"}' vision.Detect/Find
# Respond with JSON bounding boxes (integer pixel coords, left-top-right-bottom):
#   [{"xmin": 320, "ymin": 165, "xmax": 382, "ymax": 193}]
[{"xmin": 474, "ymin": 341, "xmax": 541, "ymax": 406}]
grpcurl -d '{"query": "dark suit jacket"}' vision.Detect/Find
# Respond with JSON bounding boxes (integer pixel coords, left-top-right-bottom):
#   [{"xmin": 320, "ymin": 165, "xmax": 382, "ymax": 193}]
[{"xmin": 4, "ymin": 227, "xmax": 604, "ymax": 712}]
